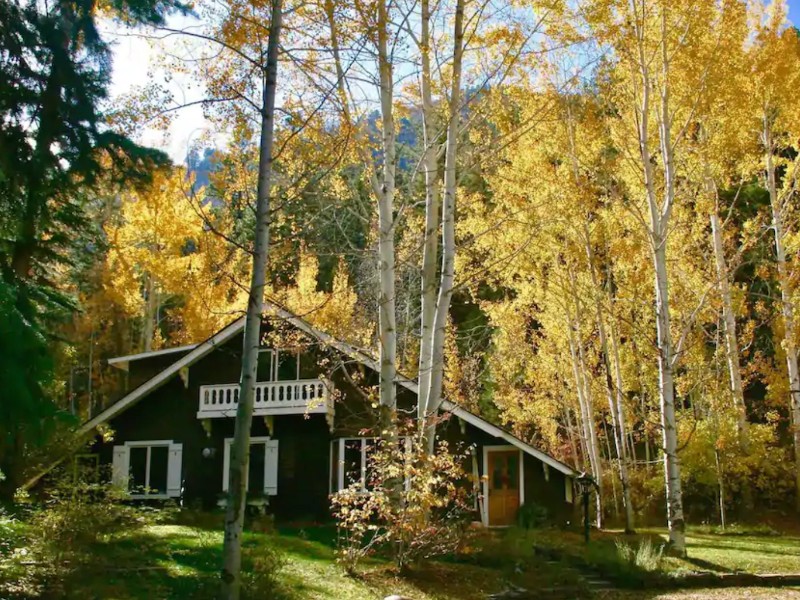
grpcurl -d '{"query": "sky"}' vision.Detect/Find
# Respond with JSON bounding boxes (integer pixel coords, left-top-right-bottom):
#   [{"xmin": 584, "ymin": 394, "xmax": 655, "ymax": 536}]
[
  {"xmin": 106, "ymin": 15, "xmax": 211, "ymax": 164},
  {"xmin": 106, "ymin": 1, "xmax": 800, "ymax": 165}
]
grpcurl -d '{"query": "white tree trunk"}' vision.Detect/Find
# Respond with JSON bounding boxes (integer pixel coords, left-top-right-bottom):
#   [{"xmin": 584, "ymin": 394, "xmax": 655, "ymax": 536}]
[
  {"xmin": 220, "ymin": 1, "xmax": 282, "ymax": 596},
  {"xmin": 376, "ymin": 0, "xmax": 398, "ymax": 435},
  {"xmin": 563, "ymin": 405, "xmax": 580, "ymax": 470},
  {"xmin": 609, "ymin": 285, "xmax": 635, "ymax": 463},
  {"xmin": 709, "ymin": 208, "xmax": 749, "ymax": 446},
  {"xmin": 652, "ymin": 235, "xmax": 686, "ymax": 552},
  {"xmin": 142, "ymin": 272, "xmax": 157, "ymax": 352},
  {"xmin": 567, "ymin": 311, "xmax": 603, "ymax": 527},
  {"xmin": 420, "ymin": 0, "xmax": 465, "ymax": 451},
  {"xmin": 764, "ymin": 122, "xmax": 800, "ymax": 511},
  {"xmin": 416, "ymin": 0, "xmax": 440, "ymax": 425},
  {"xmin": 714, "ymin": 447, "xmax": 726, "ymax": 530},
  {"xmin": 630, "ymin": 8, "xmax": 686, "ymax": 551},
  {"xmin": 583, "ymin": 228, "xmax": 635, "ymax": 532},
  {"xmin": 576, "ymin": 322, "xmax": 604, "ymax": 528}
]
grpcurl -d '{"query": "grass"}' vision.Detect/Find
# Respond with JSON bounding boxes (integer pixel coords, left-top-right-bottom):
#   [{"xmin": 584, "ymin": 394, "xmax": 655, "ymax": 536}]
[
  {"xmin": 0, "ymin": 511, "xmax": 581, "ymax": 600},
  {"xmin": 506, "ymin": 524, "xmax": 800, "ymax": 592},
  {"xmin": 605, "ymin": 589, "xmax": 800, "ymax": 599},
  {"xmin": 667, "ymin": 531, "xmax": 800, "ymax": 574},
  {"xmin": 2, "ymin": 509, "xmax": 799, "ymax": 599}
]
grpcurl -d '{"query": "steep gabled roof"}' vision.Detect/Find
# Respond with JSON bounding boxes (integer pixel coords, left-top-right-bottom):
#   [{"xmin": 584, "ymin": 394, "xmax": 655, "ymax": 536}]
[
  {"xmin": 78, "ymin": 300, "xmax": 576, "ymax": 476},
  {"xmin": 107, "ymin": 344, "xmax": 199, "ymax": 370}
]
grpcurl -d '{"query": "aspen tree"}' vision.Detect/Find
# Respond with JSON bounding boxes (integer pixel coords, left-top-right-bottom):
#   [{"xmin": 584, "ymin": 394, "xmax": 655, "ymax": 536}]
[
  {"xmin": 219, "ymin": 0, "xmax": 282, "ymax": 596},
  {"xmin": 581, "ymin": 0, "xmax": 741, "ymax": 552},
  {"xmin": 747, "ymin": 0, "xmax": 800, "ymax": 509},
  {"xmin": 418, "ymin": 0, "xmax": 466, "ymax": 450}
]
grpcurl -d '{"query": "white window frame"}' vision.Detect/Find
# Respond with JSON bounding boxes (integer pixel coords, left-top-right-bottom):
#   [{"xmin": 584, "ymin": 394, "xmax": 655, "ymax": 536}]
[
  {"xmin": 257, "ymin": 348, "xmax": 302, "ymax": 381},
  {"xmin": 257, "ymin": 349, "xmax": 277, "ymax": 381},
  {"xmin": 121, "ymin": 440, "xmax": 180, "ymax": 500},
  {"xmin": 222, "ymin": 436, "xmax": 278, "ymax": 495},
  {"xmin": 330, "ymin": 437, "xmax": 411, "ymax": 493}
]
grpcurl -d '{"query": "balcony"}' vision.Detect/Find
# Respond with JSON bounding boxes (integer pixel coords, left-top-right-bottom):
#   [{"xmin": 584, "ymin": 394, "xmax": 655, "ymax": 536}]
[{"xmin": 197, "ymin": 379, "xmax": 331, "ymax": 419}]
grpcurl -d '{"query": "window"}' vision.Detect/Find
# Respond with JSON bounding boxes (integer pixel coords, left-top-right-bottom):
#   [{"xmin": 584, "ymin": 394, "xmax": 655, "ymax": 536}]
[
  {"xmin": 222, "ymin": 437, "xmax": 279, "ymax": 495},
  {"xmin": 112, "ymin": 441, "xmax": 182, "ymax": 498},
  {"xmin": 275, "ymin": 351, "xmax": 298, "ymax": 381},
  {"xmin": 565, "ymin": 478, "xmax": 574, "ymax": 504},
  {"xmin": 330, "ymin": 437, "xmax": 410, "ymax": 492},
  {"xmin": 257, "ymin": 349, "xmax": 274, "ymax": 381},
  {"xmin": 257, "ymin": 349, "xmax": 302, "ymax": 381}
]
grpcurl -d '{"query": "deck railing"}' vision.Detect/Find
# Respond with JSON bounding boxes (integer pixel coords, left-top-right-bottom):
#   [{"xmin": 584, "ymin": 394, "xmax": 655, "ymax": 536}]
[{"xmin": 197, "ymin": 379, "xmax": 330, "ymax": 418}]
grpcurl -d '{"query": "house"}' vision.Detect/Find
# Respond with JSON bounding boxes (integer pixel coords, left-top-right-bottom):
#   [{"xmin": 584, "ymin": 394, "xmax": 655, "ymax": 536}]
[{"xmin": 76, "ymin": 301, "xmax": 576, "ymax": 527}]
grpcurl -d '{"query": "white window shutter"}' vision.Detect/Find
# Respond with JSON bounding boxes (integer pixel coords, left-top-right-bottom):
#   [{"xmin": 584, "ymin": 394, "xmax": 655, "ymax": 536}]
[
  {"xmin": 222, "ymin": 440, "xmax": 231, "ymax": 492},
  {"xmin": 265, "ymin": 440, "xmax": 279, "ymax": 495},
  {"xmin": 167, "ymin": 443, "xmax": 183, "ymax": 498},
  {"xmin": 112, "ymin": 445, "xmax": 129, "ymax": 489}
]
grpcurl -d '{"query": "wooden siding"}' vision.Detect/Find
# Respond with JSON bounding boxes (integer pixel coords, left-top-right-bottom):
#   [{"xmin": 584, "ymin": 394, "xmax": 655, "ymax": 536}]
[{"xmin": 93, "ymin": 322, "xmax": 573, "ymax": 524}]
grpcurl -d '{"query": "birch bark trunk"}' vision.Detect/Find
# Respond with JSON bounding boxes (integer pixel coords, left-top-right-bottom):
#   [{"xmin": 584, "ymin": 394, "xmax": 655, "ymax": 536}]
[
  {"xmin": 652, "ymin": 233, "xmax": 685, "ymax": 552},
  {"xmin": 709, "ymin": 208, "xmax": 749, "ymax": 446},
  {"xmin": 608, "ymin": 282, "xmax": 635, "ymax": 462},
  {"xmin": 420, "ymin": 0, "xmax": 465, "ymax": 452},
  {"xmin": 416, "ymin": 0, "xmax": 440, "ymax": 425},
  {"xmin": 629, "ymin": 7, "xmax": 686, "ymax": 552},
  {"xmin": 220, "ymin": 1, "xmax": 282, "ymax": 596},
  {"xmin": 142, "ymin": 272, "xmax": 157, "ymax": 352},
  {"xmin": 576, "ymin": 321, "xmax": 604, "ymax": 528},
  {"xmin": 582, "ymin": 227, "xmax": 635, "ymax": 532},
  {"xmin": 567, "ymin": 309, "xmax": 603, "ymax": 527},
  {"xmin": 764, "ymin": 121, "xmax": 800, "ymax": 511},
  {"xmin": 376, "ymin": 0, "xmax": 398, "ymax": 437},
  {"xmin": 564, "ymin": 405, "xmax": 581, "ymax": 470}
]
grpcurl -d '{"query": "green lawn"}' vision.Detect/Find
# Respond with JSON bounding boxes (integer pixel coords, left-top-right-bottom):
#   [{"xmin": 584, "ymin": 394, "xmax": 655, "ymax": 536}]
[
  {"xmin": 3, "ymin": 511, "xmax": 800, "ymax": 599},
  {"xmin": 669, "ymin": 531, "xmax": 800, "ymax": 574},
  {"xmin": 605, "ymin": 589, "xmax": 800, "ymax": 599},
  {"xmin": 0, "ymin": 514, "xmax": 577, "ymax": 600}
]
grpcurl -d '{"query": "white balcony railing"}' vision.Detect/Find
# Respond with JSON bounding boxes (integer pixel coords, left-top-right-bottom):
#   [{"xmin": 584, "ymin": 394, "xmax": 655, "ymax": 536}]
[{"xmin": 197, "ymin": 379, "xmax": 330, "ymax": 418}]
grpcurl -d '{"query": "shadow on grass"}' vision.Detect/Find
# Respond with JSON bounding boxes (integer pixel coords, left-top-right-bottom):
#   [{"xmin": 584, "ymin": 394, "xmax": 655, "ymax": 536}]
[
  {"xmin": 687, "ymin": 540, "xmax": 800, "ymax": 557},
  {"xmin": 680, "ymin": 555, "xmax": 732, "ymax": 573}
]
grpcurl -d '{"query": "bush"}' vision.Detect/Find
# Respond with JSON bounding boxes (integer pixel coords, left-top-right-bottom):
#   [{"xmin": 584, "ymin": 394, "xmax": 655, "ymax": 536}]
[
  {"xmin": 332, "ymin": 436, "xmax": 476, "ymax": 574},
  {"xmin": 242, "ymin": 540, "xmax": 287, "ymax": 598},
  {"xmin": 28, "ymin": 477, "xmax": 156, "ymax": 566},
  {"xmin": 0, "ymin": 473, "xmax": 159, "ymax": 597},
  {"xmin": 516, "ymin": 502, "xmax": 548, "ymax": 529},
  {"xmin": 614, "ymin": 538, "xmax": 665, "ymax": 572}
]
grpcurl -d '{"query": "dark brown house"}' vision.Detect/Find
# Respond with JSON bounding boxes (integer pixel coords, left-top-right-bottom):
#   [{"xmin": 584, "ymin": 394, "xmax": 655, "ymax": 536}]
[{"xmin": 78, "ymin": 302, "xmax": 576, "ymax": 527}]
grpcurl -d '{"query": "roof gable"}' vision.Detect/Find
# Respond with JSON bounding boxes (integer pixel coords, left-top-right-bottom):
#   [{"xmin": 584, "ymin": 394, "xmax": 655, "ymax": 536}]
[{"xmin": 85, "ymin": 301, "xmax": 576, "ymax": 476}]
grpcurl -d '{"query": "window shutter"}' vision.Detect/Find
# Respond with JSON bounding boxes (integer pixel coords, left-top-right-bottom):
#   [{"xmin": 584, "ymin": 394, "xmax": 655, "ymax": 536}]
[
  {"xmin": 222, "ymin": 440, "xmax": 231, "ymax": 492},
  {"xmin": 265, "ymin": 440, "xmax": 279, "ymax": 495},
  {"xmin": 167, "ymin": 443, "xmax": 183, "ymax": 498},
  {"xmin": 112, "ymin": 445, "xmax": 129, "ymax": 489}
]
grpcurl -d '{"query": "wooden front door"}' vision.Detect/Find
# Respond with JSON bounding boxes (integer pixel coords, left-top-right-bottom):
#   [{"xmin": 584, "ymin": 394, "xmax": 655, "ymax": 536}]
[{"xmin": 487, "ymin": 449, "xmax": 521, "ymax": 526}]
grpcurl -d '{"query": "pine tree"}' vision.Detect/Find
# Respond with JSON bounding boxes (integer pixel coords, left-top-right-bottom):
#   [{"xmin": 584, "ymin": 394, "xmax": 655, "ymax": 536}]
[{"xmin": 0, "ymin": 0, "xmax": 185, "ymax": 498}]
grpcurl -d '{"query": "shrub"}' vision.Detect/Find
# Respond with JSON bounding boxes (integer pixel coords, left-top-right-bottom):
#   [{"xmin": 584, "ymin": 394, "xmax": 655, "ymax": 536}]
[
  {"xmin": 615, "ymin": 538, "xmax": 665, "ymax": 572},
  {"xmin": 332, "ymin": 436, "xmax": 476, "ymax": 574},
  {"xmin": 28, "ymin": 476, "xmax": 156, "ymax": 566},
  {"xmin": 516, "ymin": 502, "xmax": 548, "ymax": 529},
  {"xmin": 242, "ymin": 540, "xmax": 287, "ymax": 598},
  {"xmin": 0, "ymin": 472, "xmax": 159, "ymax": 597}
]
